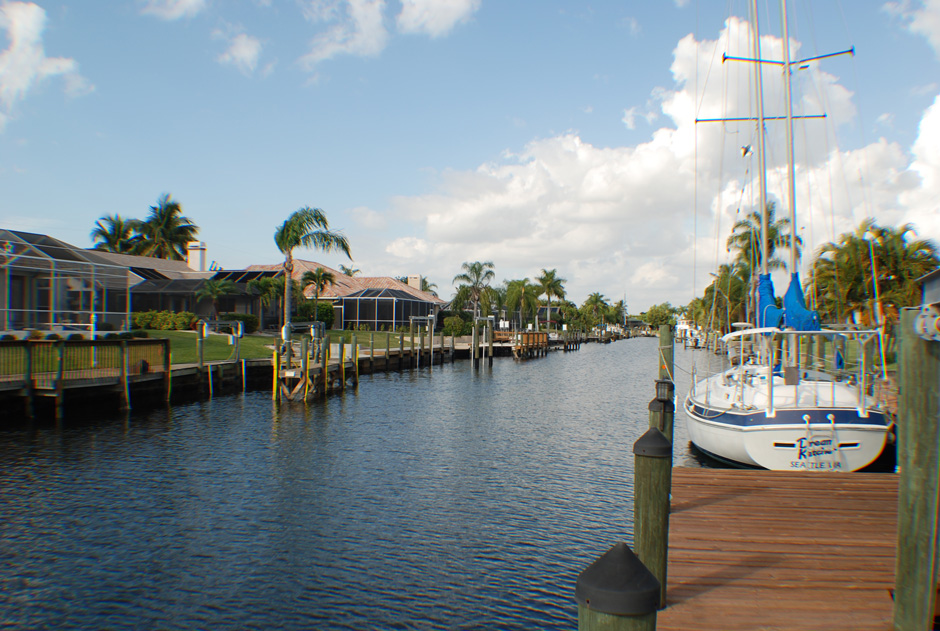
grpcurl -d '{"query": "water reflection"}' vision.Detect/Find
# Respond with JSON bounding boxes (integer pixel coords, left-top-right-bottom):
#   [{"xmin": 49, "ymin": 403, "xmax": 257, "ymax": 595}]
[{"xmin": 0, "ymin": 338, "xmax": 713, "ymax": 629}]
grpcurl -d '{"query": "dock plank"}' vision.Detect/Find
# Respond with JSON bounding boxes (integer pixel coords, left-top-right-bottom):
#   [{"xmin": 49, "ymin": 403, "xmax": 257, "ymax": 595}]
[{"xmin": 658, "ymin": 467, "xmax": 897, "ymax": 631}]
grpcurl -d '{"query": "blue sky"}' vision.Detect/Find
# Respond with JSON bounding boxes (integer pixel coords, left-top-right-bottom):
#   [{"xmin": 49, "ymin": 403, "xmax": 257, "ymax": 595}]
[{"xmin": 2, "ymin": 0, "xmax": 939, "ymax": 311}]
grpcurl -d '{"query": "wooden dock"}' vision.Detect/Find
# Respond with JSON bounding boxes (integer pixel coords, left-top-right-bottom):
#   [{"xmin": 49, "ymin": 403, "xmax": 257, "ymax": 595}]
[{"xmin": 658, "ymin": 467, "xmax": 897, "ymax": 631}]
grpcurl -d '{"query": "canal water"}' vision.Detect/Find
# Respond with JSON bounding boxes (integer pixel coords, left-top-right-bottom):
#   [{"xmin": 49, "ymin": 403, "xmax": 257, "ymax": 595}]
[{"xmin": 0, "ymin": 338, "xmax": 723, "ymax": 630}]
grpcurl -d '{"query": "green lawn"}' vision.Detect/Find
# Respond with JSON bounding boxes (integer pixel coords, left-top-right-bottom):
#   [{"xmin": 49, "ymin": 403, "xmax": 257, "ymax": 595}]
[{"xmin": 147, "ymin": 329, "xmax": 419, "ymax": 365}]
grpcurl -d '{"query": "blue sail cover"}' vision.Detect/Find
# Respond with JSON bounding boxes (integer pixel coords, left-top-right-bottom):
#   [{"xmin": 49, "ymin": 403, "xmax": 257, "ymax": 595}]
[
  {"xmin": 781, "ymin": 272, "xmax": 820, "ymax": 331},
  {"xmin": 757, "ymin": 274, "xmax": 784, "ymax": 329}
]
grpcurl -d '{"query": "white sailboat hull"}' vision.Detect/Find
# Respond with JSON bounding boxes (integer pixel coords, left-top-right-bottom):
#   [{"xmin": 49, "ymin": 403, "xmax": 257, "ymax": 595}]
[
  {"xmin": 685, "ymin": 368, "xmax": 890, "ymax": 471},
  {"xmin": 686, "ymin": 400, "xmax": 888, "ymax": 471}
]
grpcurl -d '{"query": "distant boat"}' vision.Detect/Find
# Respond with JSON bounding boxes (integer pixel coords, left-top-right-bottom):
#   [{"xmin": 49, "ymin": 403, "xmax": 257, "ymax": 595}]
[{"xmin": 684, "ymin": 1, "xmax": 891, "ymax": 472}]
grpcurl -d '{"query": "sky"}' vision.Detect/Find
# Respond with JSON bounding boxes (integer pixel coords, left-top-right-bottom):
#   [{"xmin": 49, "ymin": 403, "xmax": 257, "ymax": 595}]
[{"xmin": 1, "ymin": 0, "xmax": 940, "ymax": 312}]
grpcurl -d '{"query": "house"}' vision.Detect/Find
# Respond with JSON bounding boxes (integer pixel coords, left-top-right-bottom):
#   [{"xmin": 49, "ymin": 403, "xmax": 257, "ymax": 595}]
[
  {"xmin": 0, "ymin": 229, "xmax": 249, "ymax": 335},
  {"xmin": 82, "ymin": 249, "xmax": 214, "ymax": 314},
  {"xmin": 247, "ymin": 260, "xmax": 445, "ymax": 330},
  {"xmin": 1, "ymin": 229, "xmax": 137, "ymax": 333}
]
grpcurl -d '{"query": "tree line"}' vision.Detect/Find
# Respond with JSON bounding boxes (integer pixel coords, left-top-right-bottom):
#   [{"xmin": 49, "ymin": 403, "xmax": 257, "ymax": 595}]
[{"xmin": 684, "ymin": 209, "xmax": 938, "ymax": 355}]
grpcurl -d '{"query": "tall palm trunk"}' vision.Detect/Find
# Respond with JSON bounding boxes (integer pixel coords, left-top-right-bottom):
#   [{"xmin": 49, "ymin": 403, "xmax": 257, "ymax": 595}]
[{"xmin": 283, "ymin": 253, "xmax": 293, "ymax": 331}]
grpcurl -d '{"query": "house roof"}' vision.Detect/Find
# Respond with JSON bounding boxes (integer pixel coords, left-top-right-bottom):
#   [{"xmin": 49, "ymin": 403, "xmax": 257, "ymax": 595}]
[
  {"xmin": 84, "ymin": 249, "xmax": 213, "ymax": 280},
  {"xmin": 246, "ymin": 259, "xmax": 445, "ymax": 304},
  {"xmin": 341, "ymin": 288, "xmax": 426, "ymax": 300}
]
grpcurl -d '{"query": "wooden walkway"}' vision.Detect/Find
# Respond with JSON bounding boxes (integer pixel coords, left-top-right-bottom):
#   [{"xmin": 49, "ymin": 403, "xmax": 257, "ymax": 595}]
[{"xmin": 659, "ymin": 468, "xmax": 897, "ymax": 631}]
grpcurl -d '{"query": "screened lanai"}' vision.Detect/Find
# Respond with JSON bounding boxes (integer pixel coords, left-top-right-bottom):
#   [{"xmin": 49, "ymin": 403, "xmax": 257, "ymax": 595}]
[
  {"xmin": 335, "ymin": 288, "xmax": 438, "ymax": 330},
  {"xmin": 0, "ymin": 230, "xmax": 133, "ymax": 333}
]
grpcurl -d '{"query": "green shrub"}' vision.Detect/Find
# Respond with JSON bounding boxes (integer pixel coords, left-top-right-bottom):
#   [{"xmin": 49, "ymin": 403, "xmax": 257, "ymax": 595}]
[
  {"xmin": 119, "ymin": 331, "xmax": 135, "ymax": 340},
  {"xmin": 442, "ymin": 316, "xmax": 469, "ymax": 337},
  {"xmin": 27, "ymin": 329, "xmax": 44, "ymax": 340},
  {"xmin": 104, "ymin": 332, "xmax": 119, "ymax": 339},
  {"xmin": 67, "ymin": 333, "xmax": 84, "ymax": 341},
  {"xmin": 219, "ymin": 312, "xmax": 259, "ymax": 334},
  {"xmin": 45, "ymin": 333, "xmax": 61, "ymax": 341},
  {"xmin": 131, "ymin": 310, "xmax": 197, "ymax": 331},
  {"xmin": 1, "ymin": 333, "xmax": 17, "ymax": 342},
  {"xmin": 131, "ymin": 329, "xmax": 149, "ymax": 338},
  {"xmin": 317, "ymin": 303, "xmax": 335, "ymax": 329}
]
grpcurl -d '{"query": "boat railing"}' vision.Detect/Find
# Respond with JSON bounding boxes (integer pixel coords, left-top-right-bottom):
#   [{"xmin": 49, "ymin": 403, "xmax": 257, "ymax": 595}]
[{"xmin": 704, "ymin": 327, "xmax": 883, "ymax": 417}]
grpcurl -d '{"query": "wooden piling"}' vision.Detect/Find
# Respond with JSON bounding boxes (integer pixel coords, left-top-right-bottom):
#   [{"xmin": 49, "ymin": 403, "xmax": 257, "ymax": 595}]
[
  {"xmin": 55, "ymin": 340, "xmax": 66, "ymax": 420},
  {"xmin": 633, "ymin": 427, "xmax": 672, "ymax": 611},
  {"xmin": 162, "ymin": 338, "xmax": 171, "ymax": 403},
  {"xmin": 352, "ymin": 334, "xmax": 359, "ymax": 386},
  {"xmin": 321, "ymin": 338, "xmax": 328, "ymax": 396},
  {"xmin": 893, "ymin": 308, "xmax": 940, "ymax": 630},
  {"xmin": 576, "ymin": 541, "xmax": 660, "ymax": 630},
  {"xmin": 272, "ymin": 348, "xmax": 280, "ymax": 401}
]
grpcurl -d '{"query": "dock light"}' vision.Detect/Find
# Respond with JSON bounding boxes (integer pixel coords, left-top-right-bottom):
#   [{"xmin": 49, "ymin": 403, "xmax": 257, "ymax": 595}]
[{"xmin": 655, "ymin": 379, "xmax": 674, "ymax": 402}]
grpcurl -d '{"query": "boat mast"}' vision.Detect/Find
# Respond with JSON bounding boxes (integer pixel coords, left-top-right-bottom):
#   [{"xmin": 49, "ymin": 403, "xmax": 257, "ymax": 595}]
[
  {"xmin": 780, "ymin": 0, "xmax": 798, "ymax": 274},
  {"xmin": 751, "ymin": 0, "xmax": 769, "ymax": 281}
]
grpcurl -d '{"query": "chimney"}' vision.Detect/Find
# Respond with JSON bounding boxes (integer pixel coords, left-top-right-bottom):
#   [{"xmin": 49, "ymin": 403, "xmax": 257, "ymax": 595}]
[
  {"xmin": 187, "ymin": 241, "xmax": 207, "ymax": 271},
  {"xmin": 407, "ymin": 275, "xmax": 422, "ymax": 290}
]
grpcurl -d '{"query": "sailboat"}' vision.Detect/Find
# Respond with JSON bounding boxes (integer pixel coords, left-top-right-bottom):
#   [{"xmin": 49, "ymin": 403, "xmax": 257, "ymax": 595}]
[{"xmin": 684, "ymin": 0, "xmax": 891, "ymax": 472}]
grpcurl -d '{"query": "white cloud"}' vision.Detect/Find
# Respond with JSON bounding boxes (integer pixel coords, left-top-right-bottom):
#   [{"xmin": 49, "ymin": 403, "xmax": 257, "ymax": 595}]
[
  {"xmin": 622, "ymin": 16, "xmax": 640, "ymax": 36},
  {"xmin": 0, "ymin": 1, "xmax": 93, "ymax": 131},
  {"xmin": 378, "ymin": 14, "xmax": 939, "ymax": 309},
  {"xmin": 622, "ymin": 107, "xmax": 637, "ymax": 130},
  {"xmin": 140, "ymin": 0, "xmax": 207, "ymax": 20},
  {"xmin": 217, "ymin": 32, "xmax": 262, "ymax": 76},
  {"xmin": 886, "ymin": 0, "xmax": 940, "ymax": 59},
  {"xmin": 897, "ymin": 94, "xmax": 940, "ymax": 238},
  {"xmin": 386, "ymin": 236, "xmax": 432, "ymax": 259},
  {"xmin": 397, "ymin": 0, "xmax": 480, "ymax": 38},
  {"xmin": 348, "ymin": 205, "xmax": 388, "ymax": 230},
  {"xmin": 299, "ymin": 0, "xmax": 388, "ymax": 68}
]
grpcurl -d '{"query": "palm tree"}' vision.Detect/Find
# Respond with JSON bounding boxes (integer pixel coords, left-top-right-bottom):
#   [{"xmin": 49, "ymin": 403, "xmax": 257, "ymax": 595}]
[
  {"xmin": 704, "ymin": 264, "xmax": 748, "ymax": 333},
  {"xmin": 247, "ymin": 276, "xmax": 282, "ymax": 331},
  {"xmin": 536, "ymin": 268, "xmax": 566, "ymax": 330},
  {"xmin": 582, "ymin": 292, "xmax": 608, "ymax": 327},
  {"xmin": 808, "ymin": 219, "xmax": 938, "ymax": 326},
  {"xmin": 607, "ymin": 299, "xmax": 626, "ymax": 326},
  {"xmin": 339, "ymin": 264, "xmax": 360, "ymax": 277},
  {"xmin": 726, "ymin": 201, "xmax": 801, "ymax": 320},
  {"xmin": 452, "ymin": 261, "xmax": 495, "ymax": 317},
  {"xmin": 506, "ymin": 279, "xmax": 541, "ymax": 329},
  {"xmin": 135, "ymin": 194, "xmax": 199, "ymax": 260},
  {"xmin": 90, "ymin": 214, "xmax": 141, "ymax": 254},
  {"xmin": 195, "ymin": 279, "xmax": 237, "ymax": 320},
  {"xmin": 301, "ymin": 267, "xmax": 336, "ymax": 324},
  {"xmin": 274, "ymin": 207, "xmax": 350, "ymax": 331},
  {"xmin": 420, "ymin": 278, "xmax": 438, "ymax": 297}
]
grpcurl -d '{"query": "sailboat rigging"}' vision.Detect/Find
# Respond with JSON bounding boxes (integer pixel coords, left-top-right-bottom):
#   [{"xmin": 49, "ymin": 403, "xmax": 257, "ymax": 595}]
[{"xmin": 684, "ymin": 0, "xmax": 891, "ymax": 472}]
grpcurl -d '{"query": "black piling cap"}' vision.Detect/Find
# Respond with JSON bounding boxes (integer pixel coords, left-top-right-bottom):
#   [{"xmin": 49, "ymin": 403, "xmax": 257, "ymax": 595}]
[
  {"xmin": 575, "ymin": 542, "xmax": 660, "ymax": 616},
  {"xmin": 633, "ymin": 427, "xmax": 671, "ymax": 458}
]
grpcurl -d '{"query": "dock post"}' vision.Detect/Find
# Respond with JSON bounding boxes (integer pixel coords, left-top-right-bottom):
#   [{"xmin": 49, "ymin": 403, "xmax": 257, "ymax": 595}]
[
  {"xmin": 893, "ymin": 308, "xmax": 940, "ymax": 630},
  {"xmin": 321, "ymin": 338, "xmax": 328, "ymax": 396},
  {"xmin": 471, "ymin": 321, "xmax": 479, "ymax": 369},
  {"xmin": 633, "ymin": 427, "xmax": 672, "ymax": 610},
  {"xmin": 301, "ymin": 335, "xmax": 309, "ymax": 401},
  {"xmin": 398, "ymin": 332, "xmax": 404, "ymax": 370},
  {"xmin": 658, "ymin": 325, "xmax": 673, "ymax": 381},
  {"xmin": 352, "ymin": 334, "xmax": 359, "ymax": 386},
  {"xmin": 197, "ymin": 321, "xmax": 205, "ymax": 371},
  {"xmin": 24, "ymin": 342, "xmax": 34, "ymax": 419},
  {"xmin": 55, "ymin": 340, "xmax": 66, "ymax": 420},
  {"xmin": 370, "ymin": 332, "xmax": 375, "ymax": 373},
  {"xmin": 488, "ymin": 324, "xmax": 494, "ymax": 366},
  {"xmin": 162, "ymin": 338, "xmax": 171, "ymax": 403},
  {"xmin": 272, "ymin": 347, "xmax": 280, "ymax": 402},
  {"xmin": 410, "ymin": 322, "xmax": 416, "ymax": 368},
  {"xmin": 575, "ymin": 541, "xmax": 659, "ymax": 630},
  {"xmin": 340, "ymin": 337, "xmax": 346, "ymax": 389}
]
